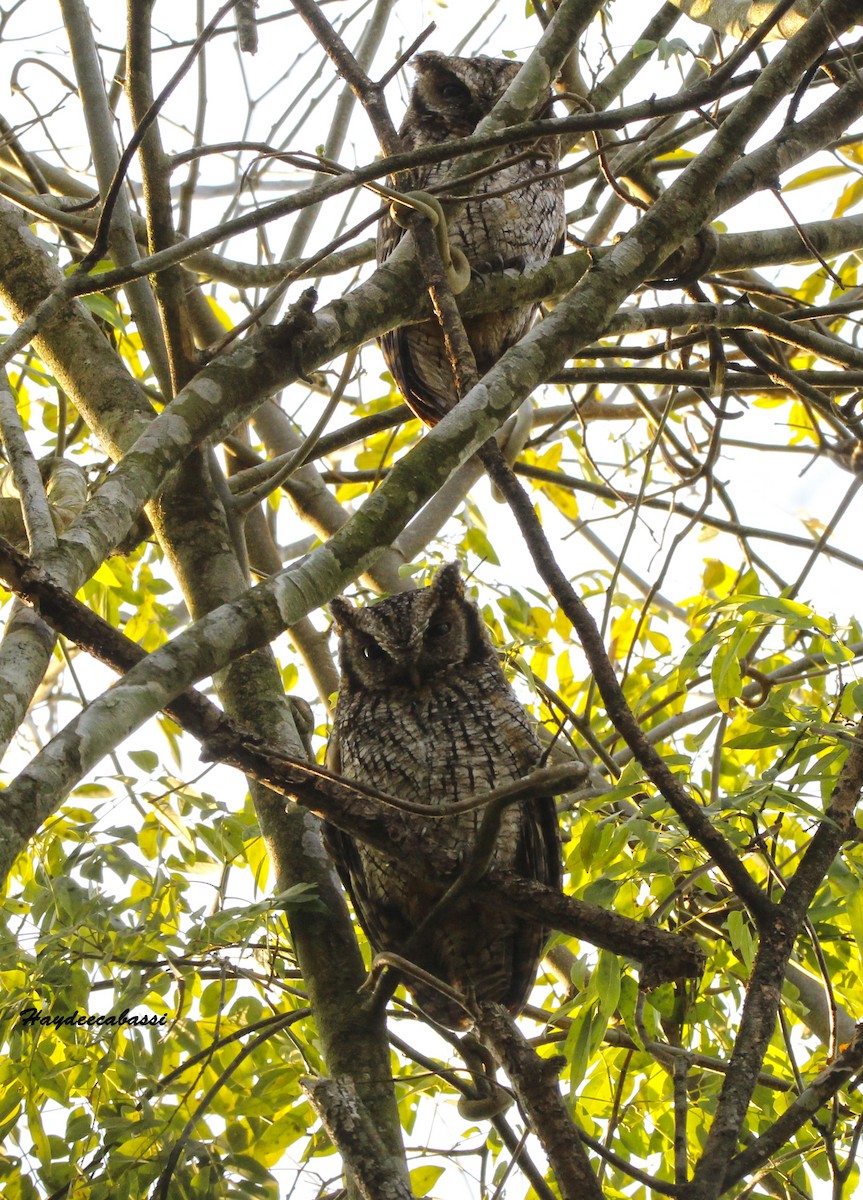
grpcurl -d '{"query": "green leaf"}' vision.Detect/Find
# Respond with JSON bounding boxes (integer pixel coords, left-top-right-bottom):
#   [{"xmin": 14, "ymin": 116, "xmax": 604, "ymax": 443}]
[
  {"xmin": 272, "ymin": 882, "xmax": 324, "ymax": 911},
  {"xmin": 128, "ymin": 750, "xmax": 159, "ymax": 772},
  {"xmin": 677, "ymin": 632, "xmax": 718, "ymax": 684},
  {"xmin": 726, "ymin": 911, "xmax": 755, "ymax": 969},
  {"xmin": 725, "ymin": 728, "xmax": 790, "ymax": 749},
  {"xmin": 567, "ymin": 1004, "xmax": 600, "ymax": 1086},
  {"xmin": 80, "ymin": 293, "xmax": 126, "ymax": 330},
  {"xmin": 464, "ymin": 526, "xmax": 499, "ymax": 565},
  {"xmin": 712, "ymin": 638, "xmax": 743, "ymax": 707},
  {"xmin": 702, "ymin": 558, "xmax": 727, "ymax": 590},
  {"xmin": 595, "ymin": 951, "xmax": 621, "ymax": 1017},
  {"xmin": 410, "ymin": 1165, "xmax": 444, "ymax": 1197},
  {"xmin": 147, "ymin": 798, "xmax": 195, "ymax": 852},
  {"xmin": 847, "ymin": 892, "xmax": 863, "ymax": 980},
  {"xmin": 632, "ymin": 39, "xmax": 657, "ymax": 58},
  {"xmin": 842, "ymin": 682, "xmax": 863, "ymax": 717}
]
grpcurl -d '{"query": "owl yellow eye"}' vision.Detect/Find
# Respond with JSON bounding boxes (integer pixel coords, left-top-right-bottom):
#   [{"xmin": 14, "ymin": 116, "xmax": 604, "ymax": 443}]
[{"xmin": 427, "ymin": 621, "xmax": 451, "ymax": 639}]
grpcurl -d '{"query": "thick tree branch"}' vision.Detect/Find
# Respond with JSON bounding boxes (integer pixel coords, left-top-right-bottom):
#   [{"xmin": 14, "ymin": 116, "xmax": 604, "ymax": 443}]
[
  {"xmin": 302, "ymin": 1076, "xmax": 415, "ymax": 1200},
  {"xmin": 474, "ymin": 1001, "xmax": 603, "ymax": 1200}
]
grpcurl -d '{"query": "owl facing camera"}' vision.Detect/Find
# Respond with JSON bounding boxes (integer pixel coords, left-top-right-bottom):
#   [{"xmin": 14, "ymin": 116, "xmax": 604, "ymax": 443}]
[{"xmin": 325, "ymin": 562, "xmax": 560, "ymax": 1029}]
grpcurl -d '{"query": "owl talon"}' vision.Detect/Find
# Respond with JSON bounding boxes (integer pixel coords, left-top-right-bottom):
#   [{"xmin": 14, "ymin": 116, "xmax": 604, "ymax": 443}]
[{"xmin": 472, "ymin": 253, "xmax": 528, "ymax": 278}]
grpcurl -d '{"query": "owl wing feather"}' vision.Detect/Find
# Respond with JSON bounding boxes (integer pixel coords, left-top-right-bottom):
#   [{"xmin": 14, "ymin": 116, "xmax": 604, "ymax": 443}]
[
  {"xmin": 379, "ymin": 326, "xmax": 452, "ymax": 425},
  {"xmin": 322, "ymin": 820, "xmax": 419, "ymax": 954},
  {"xmin": 323, "ymin": 796, "xmax": 560, "ymax": 1029}
]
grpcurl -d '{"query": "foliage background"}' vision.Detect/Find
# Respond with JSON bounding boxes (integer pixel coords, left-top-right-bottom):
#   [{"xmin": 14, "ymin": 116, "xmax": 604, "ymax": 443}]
[{"xmin": 0, "ymin": 1, "xmax": 862, "ymax": 1198}]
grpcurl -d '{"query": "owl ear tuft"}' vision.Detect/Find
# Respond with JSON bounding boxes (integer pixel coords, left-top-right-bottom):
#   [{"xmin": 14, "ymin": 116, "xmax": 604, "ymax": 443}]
[
  {"xmin": 430, "ymin": 561, "xmax": 464, "ymax": 599},
  {"xmin": 411, "ymin": 50, "xmax": 443, "ymax": 76},
  {"xmin": 329, "ymin": 596, "xmax": 356, "ymax": 630}
]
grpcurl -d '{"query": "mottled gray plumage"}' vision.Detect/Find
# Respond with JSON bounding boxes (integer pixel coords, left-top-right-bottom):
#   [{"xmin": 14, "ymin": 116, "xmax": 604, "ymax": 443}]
[
  {"xmin": 325, "ymin": 563, "xmax": 560, "ymax": 1029},
  {"xmin": 377, "ymin": 51, "xmax": 566, "ymax": 425}
]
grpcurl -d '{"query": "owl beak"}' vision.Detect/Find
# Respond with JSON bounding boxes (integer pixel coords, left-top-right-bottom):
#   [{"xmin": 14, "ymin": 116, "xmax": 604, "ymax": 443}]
[
  {"xmin": 390, "ymin": 643, "xmax": 424, "ymax": 690},
  {"xmin": 391, "ymin": 651, "xmax": 423, "ymax": 690}
]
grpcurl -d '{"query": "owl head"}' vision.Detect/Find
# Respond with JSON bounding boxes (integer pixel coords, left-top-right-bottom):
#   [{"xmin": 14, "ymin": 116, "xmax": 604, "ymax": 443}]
[
  {"xmin": 408, "ymin": 52, "xmax": 522, "ymax": 138},
  {"xmin": 330, "ymin": 562, "xmax": 494, "ymax": 691}
]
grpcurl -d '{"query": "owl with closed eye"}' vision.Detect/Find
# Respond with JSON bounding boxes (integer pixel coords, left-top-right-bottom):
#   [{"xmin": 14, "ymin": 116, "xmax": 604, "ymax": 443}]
[
  {"xmin": 324, "ymin": 562, "xmax": 560, "ymax": 1029},
  {"xmin": 377, "ymin": 51, "xmax": 566, "ymax": 425}
]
